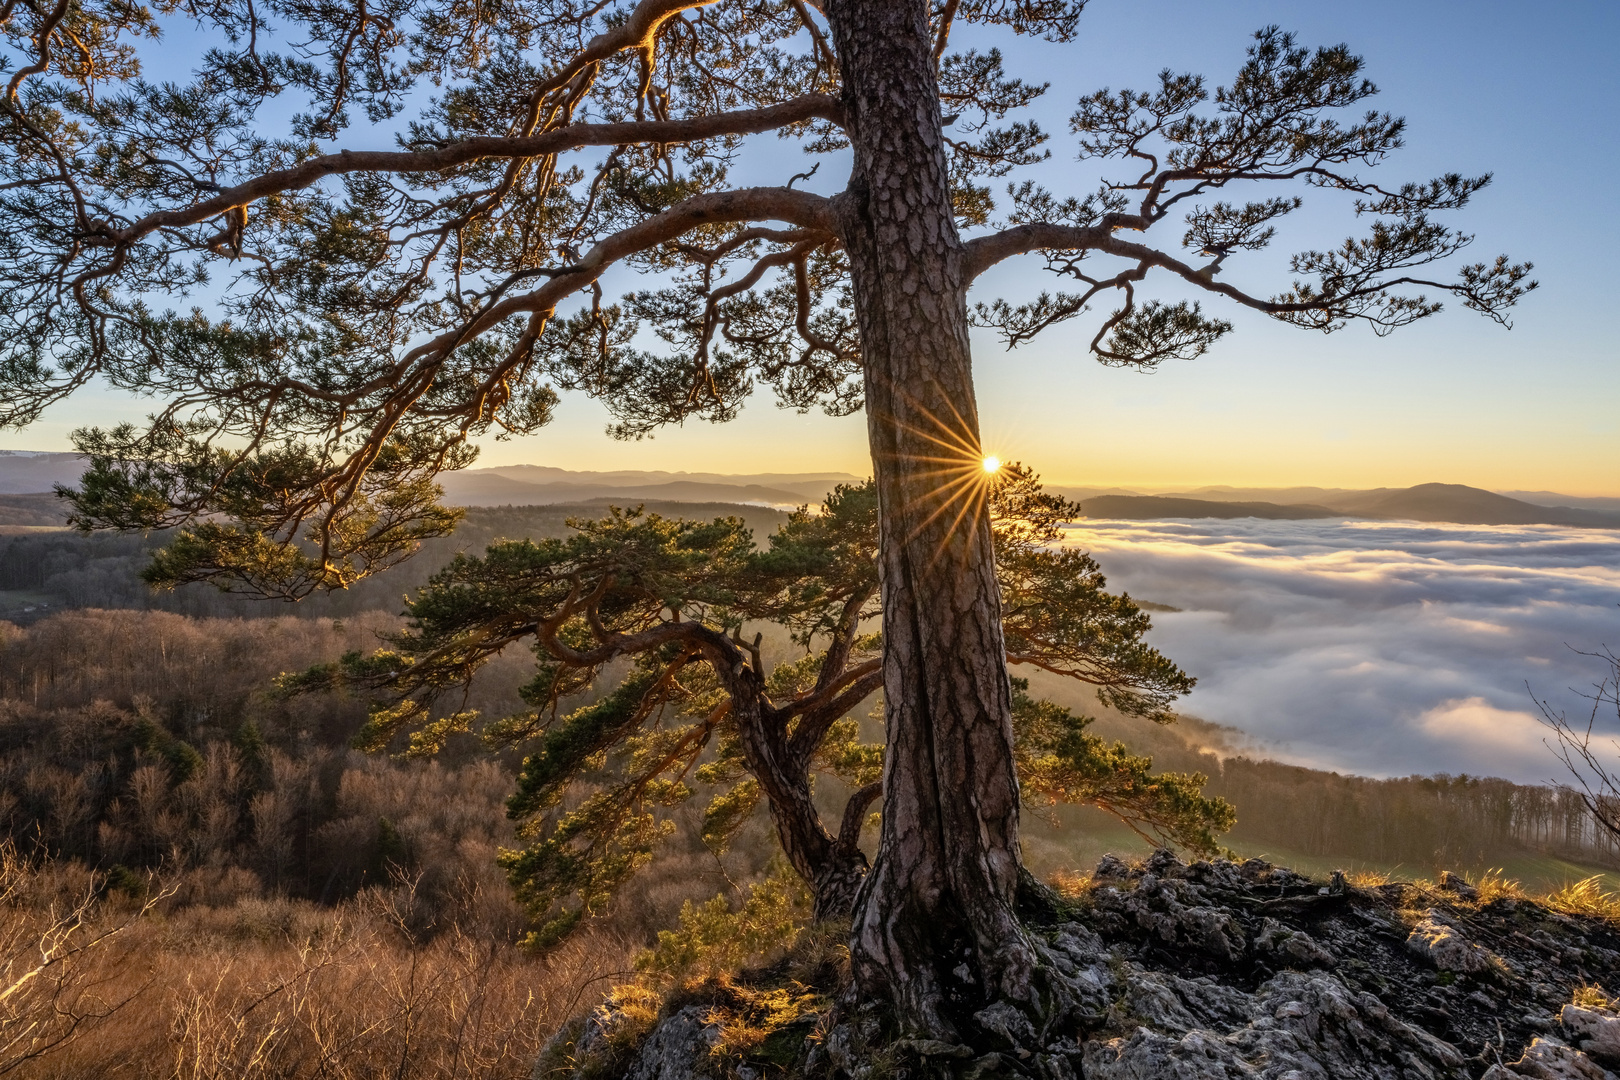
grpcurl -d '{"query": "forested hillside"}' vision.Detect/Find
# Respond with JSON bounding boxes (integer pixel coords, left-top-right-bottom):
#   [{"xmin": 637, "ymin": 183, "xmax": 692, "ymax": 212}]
[
  {"xmin": 3, "ymin": 600, "xmax": 1613, "ymax": 911},
  {"xmin": 0, "ymin": 501, "xmax": 790, "ymax": 621},
  {"xmin": 0, "ymin": 606, "xmax": 768, "ymax": 945}
]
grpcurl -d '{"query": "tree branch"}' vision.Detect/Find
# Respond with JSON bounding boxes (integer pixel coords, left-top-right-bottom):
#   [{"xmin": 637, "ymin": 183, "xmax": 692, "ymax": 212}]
[
  {"xmin": 838, "ymin": 782, "xmax": 882, "ymax": 853},
  {"xmin": 106, "ymin": 96, "xmax": 844, "ymax": 246}
]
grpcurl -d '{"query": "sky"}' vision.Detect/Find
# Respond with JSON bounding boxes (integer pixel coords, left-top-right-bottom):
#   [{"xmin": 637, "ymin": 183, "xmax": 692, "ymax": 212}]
[
  {"xmin": 8, "ymin": 0, "xmax": 1620, "ymax": 493},
  {"xmin": 1061, "ymin": 517, "xmax": 1620, "ymax": 783}
]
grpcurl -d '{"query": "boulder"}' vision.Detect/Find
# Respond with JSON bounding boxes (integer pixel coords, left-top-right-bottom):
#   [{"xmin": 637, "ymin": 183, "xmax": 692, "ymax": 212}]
[
  {"xmin": 1564, "ymin": 1004, "xmax": 1620, "ymax": 1068},
  {"xmin": 1481, "ymin": 1037, "xmax": 1615, "ymax": 1080},
  {"xmin": 1406, "ymin": 909, "xmax": 1498, "ymax": 974},
  {"xmin": 624, "ymin": 1006, "xmax": 720, "ymax": 1080},
  {"xmin": 1254, "ymin": 917, "xmax": 1336, "ymax": 969}
]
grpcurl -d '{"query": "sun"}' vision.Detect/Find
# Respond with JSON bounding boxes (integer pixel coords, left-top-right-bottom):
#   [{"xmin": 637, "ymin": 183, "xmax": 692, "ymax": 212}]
[{"xmin": 981, "ymin": 456, "xmax": 1001, "ymax": 474}]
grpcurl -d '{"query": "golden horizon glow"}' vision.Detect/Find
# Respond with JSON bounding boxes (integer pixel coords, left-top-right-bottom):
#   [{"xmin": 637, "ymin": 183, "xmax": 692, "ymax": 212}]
[{"xmin": 982, "ymin": 456, "xmax": 1001, "ymax": 474}]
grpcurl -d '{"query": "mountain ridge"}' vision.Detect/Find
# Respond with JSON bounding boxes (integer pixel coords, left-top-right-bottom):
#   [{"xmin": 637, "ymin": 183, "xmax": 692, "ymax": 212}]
[
  {"xmin": 1060, "ymin": 482, "xmax": 1620, "ymax": 528},
  {"xmin": 1, "ymin": 452, "xmax": 1614, "ymax": 527}
]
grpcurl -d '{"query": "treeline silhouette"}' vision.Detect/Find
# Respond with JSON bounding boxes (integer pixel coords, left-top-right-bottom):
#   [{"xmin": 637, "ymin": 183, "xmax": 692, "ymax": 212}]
[{"xmin": 1205, "ymin": 759, "xmax": 1617, "ymax": 872}]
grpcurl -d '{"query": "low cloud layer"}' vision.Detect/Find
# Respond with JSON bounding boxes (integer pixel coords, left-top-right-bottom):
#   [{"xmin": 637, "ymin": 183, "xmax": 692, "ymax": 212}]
[{"xmin": 1061, "ymin": 519, "xmax": 1620, "ymax": 782}]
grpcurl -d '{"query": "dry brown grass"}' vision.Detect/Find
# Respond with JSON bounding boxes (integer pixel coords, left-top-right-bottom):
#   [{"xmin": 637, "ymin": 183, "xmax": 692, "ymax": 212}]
[
  {"xmin": 1046, "ymin": 869, "xmax": 1092, "ymax": 899},
  {"xmin": 0, "ymin": 842, "xmax": 169, "ymax": 1076},
  {"xmin": 1539, "ymin": 876, "xmax": 1620, "ymax": 925},
  {"xmin": 0, "ymin": 853, "xmax": 632, "ymax": 1080},
  {"xmin": 1471, "ymin": 869, "xmax": 1528, "ymax": 905},
  {"xmin": 1332, "ymin": 866, "xmax": 1620, "ymax": 929},
  {"xmin": 1573, "ymin": 983, "xmax": 1614, "ymax": 1009},
  {"xmin": 1342, "ymin": 869, "xmax": 1395, "ymax": 889}
]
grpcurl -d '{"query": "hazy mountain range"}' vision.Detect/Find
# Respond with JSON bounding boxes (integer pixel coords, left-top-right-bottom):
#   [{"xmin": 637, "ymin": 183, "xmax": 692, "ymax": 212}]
[
  {"xmin": 435, "ymin": 464, "xmax": 859, "ymax": 507},
  {"xmin": 1058, "ymin": 483, "xmax": 1620, "ymax": 528},
  {"xmin": 2, "ymin": 450, "xmax": 1616, "ymax": 528}
]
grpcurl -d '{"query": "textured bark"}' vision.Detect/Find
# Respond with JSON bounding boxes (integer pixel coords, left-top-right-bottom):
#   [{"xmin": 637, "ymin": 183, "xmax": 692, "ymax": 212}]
[
  {"xmin": 729, "ymin": 691, "xmax": 870, "ymax": 920},
  {"xmin": 825, "ymin": 0, "xmax": 1035, "ymax": 1037},
  {"xmin": 703, "ymin": 641, "xmax": 871, "ymax": 921}
]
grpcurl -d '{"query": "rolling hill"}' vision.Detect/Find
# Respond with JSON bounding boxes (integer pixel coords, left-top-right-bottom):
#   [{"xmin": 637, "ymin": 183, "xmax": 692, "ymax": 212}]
[
  {"xmin": 438, "ymin": 472, "xmax": 816, "ymax": 507},
  {"xmin": 1074, "ymin": 495, "xmax": 1343, "ymax": 521},
  {"xmin": 1, "ymin": 451, "xmax": 1614, "ymax": 528},
  {"xmin": 1069, "ymin": 483, "xmax": 1620, "ymax": 527},
  {"xmin": 1319, "ymin": 482, "xmax": 1620, "ymax": 526}
]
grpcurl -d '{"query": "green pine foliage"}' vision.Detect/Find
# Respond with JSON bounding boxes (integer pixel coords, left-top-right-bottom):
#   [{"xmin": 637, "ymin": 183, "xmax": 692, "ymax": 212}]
[
  {"xmin": 1011, "ymin": 679, "xmax": 1234, "ymax": 853},
  {"xmin": 293, "ymin": 465, "xmax": 1229, "ymax": 944},
  {"xmin": 634, "ymin": 862, "xmax": 813, "ymax": 988}
]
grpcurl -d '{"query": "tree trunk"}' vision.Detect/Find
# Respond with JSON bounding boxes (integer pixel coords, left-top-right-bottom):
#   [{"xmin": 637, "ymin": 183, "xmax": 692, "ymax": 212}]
[{"xmin": 825, "ymin": 0, "xmax": 1036, "ymax": 1038}]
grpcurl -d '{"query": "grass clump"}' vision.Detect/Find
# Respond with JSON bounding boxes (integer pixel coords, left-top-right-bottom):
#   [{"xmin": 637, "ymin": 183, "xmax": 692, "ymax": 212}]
[
  {"xmin": 590, "ymin": 983, "xmax": 665, "ymax": 1055},
  {"xmin": 1047, "ymin": 869, "xmax": 1092, "ymax": 899},
  {"xmin": 1472, "ymin": 869, "xmax": 1527, "ymax": 905},
  {"xmin": 1573, "ymin": 983, "xmax": 1615, "ymax": 1010},
  {"xmin": 1542, "ymin": 876, "xmax": 1620, "ymax": 924},
  {"xmin": 703, "ymin": 983, "xmax": 825, "ymax": 1064},
  {"xmin": 1343, "ymin": 869, "xmax": 1398, "ymax": 889}
]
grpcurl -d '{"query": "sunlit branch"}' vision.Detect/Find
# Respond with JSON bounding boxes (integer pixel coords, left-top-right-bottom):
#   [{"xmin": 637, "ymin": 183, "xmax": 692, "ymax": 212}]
[{"xmin": 102, "ymin": 96, "xmax": 844, "ymax": 248}]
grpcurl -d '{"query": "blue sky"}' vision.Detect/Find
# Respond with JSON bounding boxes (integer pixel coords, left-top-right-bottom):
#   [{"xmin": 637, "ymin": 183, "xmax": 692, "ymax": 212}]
[
  {"xmin": 11, "ymin": 0, "xmax": 1619, "ymax": 493},
  {"xmin": 959, "ymin": 0, "xmax": 1620, "ymax": 495}
]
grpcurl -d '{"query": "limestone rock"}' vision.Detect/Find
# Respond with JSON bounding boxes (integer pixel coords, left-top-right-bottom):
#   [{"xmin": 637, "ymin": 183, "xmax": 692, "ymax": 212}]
[
  {"xmin": 1091, "ymin": 871, "xmax": 1246, "ymax": 963},
  {"xmin": 1085, "ymin": 971, "xmax": 1462, "ymax": 1079},
  {"xmin": 817, "ymin": 1009, "xmax": 881, "ymax": 1078},
  {"xmin": 1407, "ymin": 909, "xmax": 1497, "ymax": 974},
  {"xmin": 1564, "ymin": 1005, "xmax": 1620, "ymax": 1067},
  {"xmin": 1439, "ymin": 871, "xmax": 1480, "ymax": 902},
  {"xmin": 974, "ymin": 1001, "xmax": 1039, "ymax": 1049},
  {"xmin": 1481, "ymin": 1037, "xmax": 1616, "ymax": 1080},
  {"xmin": 1254, "ymin": 917, "xmax": 1335, "ymax": 969},
  {"xmin": 1092, "ymin": 853, "xmax": 1133, "ymax": 881},
  {"xmin": 625, "ymin": 1006, "xmax": 719, "ymax": 1080}
]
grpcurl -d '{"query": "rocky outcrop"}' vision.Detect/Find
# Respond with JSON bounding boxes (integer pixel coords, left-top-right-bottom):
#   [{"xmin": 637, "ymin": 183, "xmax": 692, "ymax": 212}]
[
  {"xmin": 547, "ymin": 851, "xmax": 1620, "ymax": 1080},
  {"xmin": 1407, "ymin": 909, "xmax": 1501, "ymax": 974},
  {"xmin": 1563, "ymin": 1004, "xmax": 1620, "ymax": 1067},
  {"xmin": 623, "ymin": 1007, "xmax": 721, "ymax": 1080}
]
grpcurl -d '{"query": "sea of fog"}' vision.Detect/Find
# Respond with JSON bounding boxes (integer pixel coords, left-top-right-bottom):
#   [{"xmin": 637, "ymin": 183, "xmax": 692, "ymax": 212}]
[{"xmin": 1059, "ymin": 518, "xmax": 1620, "ymax": 784}]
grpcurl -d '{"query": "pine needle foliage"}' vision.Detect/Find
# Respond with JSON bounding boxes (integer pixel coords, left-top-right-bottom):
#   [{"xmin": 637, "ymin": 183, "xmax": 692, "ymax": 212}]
[{"xmin": 288, "ymin": 465, "xmax": 1230, "ymax": 943}]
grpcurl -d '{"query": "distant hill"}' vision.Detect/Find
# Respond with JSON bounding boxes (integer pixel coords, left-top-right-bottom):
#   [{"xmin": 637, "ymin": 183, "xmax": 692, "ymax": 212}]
[
  {"xmin": 1155, "ymin": 485, "xmax": 1361, "ymax": 505},
  {"xmin": 1490, "ymin": 490, "xmax": 1620, "ymax": 514},
  {"xmin": 0, "ymin": 451, "xmax": 84, "ymax": 493},
  {"xmin": 0, "ymin": 493, "xmax": 69, "ymax": 528},
  {"xmin": 0, "ymin": 500, "xmax": 793, "ymax": 623},
  {"xmin": 1320, "ymin": 483, "xmax": 1620, "ymax": 527},
  {"xmin": 1072, "ymin": 483, "xmax": 1620, "ymax": 527},
  {"xmin": 1076, "ymin": 496, "xmax": 1343, "ymax": 521},
  {"xmin": 438, "ymin": 471, "xmax": 828, "ymax": 508},
  {"xmin": 462, "ymin": 464, "xmax": 862, "ymax": 502}
]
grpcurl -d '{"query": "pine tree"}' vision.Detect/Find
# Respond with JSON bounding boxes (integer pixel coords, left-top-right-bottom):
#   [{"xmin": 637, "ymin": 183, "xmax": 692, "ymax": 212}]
[
  {"xmin": 2, "ymin": 0, "xmax": 1531, "ymax": 1034},
  {"xmin": 284, "ymin": 465, "xmax": 1230, "ymax": 943}
]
